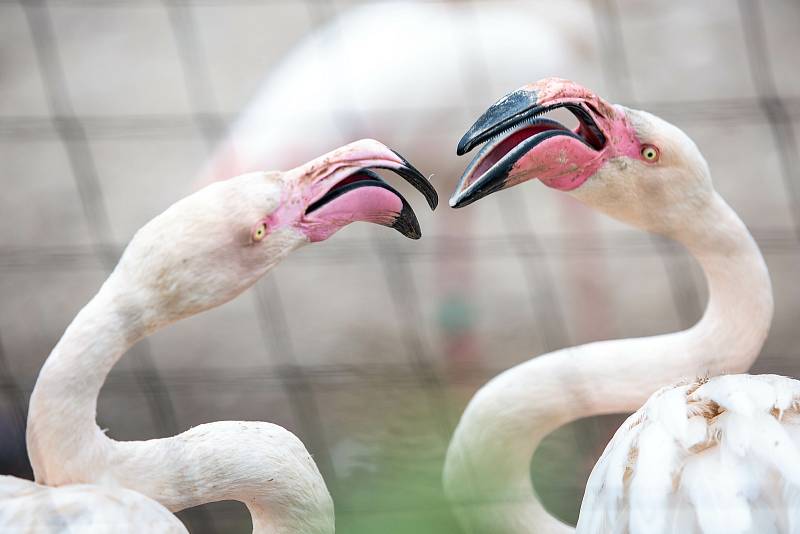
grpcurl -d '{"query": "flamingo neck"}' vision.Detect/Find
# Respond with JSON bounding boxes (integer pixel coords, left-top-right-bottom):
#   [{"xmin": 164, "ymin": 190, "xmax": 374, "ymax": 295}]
[
  {"xmin": 26, "ymin": 274, "xmax": 334, "ymax": 534},
  {"xmin": 443, "ymin": 191, "xmax": 772, "ymax": 533},
  {"xmin": 111, "ymin": 422, "xmax": 334, "ymax": 534},
  {"xmin": 27, "ymin": 275, "xmax": 141, "ymax": 484}
]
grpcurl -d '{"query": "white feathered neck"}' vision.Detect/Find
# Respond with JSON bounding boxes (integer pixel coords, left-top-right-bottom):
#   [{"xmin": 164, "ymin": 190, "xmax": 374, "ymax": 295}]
[
  {"xmin": 26, "ymin": 270, "xmax": 333, "ymax": 534},
  {"xmin": 25, "ymin": 177, "xmax": 333, "ymax": 534},
  {"xmin": 443, "ymin": 190, "xmax": 773, "ymax": 534}
]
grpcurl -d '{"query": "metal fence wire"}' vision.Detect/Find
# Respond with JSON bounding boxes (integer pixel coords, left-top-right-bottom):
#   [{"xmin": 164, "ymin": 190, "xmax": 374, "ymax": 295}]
[{"xmin": 1, "ymin": 0, "xmax": 799, "ymax": 532}]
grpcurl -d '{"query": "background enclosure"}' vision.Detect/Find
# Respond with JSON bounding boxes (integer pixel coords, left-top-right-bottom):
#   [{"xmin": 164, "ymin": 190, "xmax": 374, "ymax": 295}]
[{"xmin": 1, "ymin": 0, "xmax": 799, "ymax": 532}]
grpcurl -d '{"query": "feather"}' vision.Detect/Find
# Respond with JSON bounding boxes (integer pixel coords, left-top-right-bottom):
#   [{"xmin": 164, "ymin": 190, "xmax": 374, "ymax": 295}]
[
  {"xmin": 577, "ymin": 374, "xmax": 800, "ymax": 534},
  {"xmin": 0, "ymin": 478, "xmax": 186, "ymax": 533}
]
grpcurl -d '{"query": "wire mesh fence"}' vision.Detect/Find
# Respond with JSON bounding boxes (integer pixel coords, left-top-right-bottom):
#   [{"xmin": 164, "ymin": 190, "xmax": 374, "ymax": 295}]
[{"xmin": 1, "ymin": 0, "xmax": 799, "ymax": 532}]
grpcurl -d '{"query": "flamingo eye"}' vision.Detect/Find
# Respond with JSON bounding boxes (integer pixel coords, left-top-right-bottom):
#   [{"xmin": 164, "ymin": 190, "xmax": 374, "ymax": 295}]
[
  {"xmin": 252, "ymin": 222, "xmax": 267, "ymax": 242},
  {"xmin": 641, "ymin": 145, "xmax": 660, "ymax": 162}
]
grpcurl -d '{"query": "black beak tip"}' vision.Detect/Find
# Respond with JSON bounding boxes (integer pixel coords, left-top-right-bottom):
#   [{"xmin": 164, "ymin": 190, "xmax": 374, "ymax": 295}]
[
  {"xmin": 448, "ymin": 168, "xmax": 510, "ymax": 210},
  {"xmin": 456, "ymin": 135, "xmax": 472, "ymax": 157},
  {"xmin": 449, "ymin": 194, "xmax": 474, "ymax": 210},
  {"xmin": 388, "ymin": 149, "xmax": 439, "ymax": 211},
  {"xmin": 392, "ymin": 202, "xmax": 422, "ymax": 239}
]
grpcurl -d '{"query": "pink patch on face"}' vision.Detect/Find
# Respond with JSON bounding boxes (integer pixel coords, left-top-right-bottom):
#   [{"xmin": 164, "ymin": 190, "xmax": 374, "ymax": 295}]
[
  {"xmin": 506, "ymin": 104, "xmax": 641, "ymax": 192},
  {"xmin": 303, "ymin": 186, "xmax": 403, "ymax": 242},
  {"xmin": 605, "ymin": 104, "xmax": 643, "ymax": 160},
  {"xmin": 507, "ymin": 135, "xmax": 603, "ymax": 191}
]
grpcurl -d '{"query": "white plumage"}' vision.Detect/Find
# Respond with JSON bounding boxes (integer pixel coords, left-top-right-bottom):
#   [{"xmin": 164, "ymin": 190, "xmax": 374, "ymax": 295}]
[
  {"xmin": 579, "ymin": 375, "xmax": 800, "ymax": 534},
  {"xmin": 443, "ymin": 79, "xmax": 790, "ymax": 534},
  {"xmin": 0, "ymin": 476, "xmax": 186, "ymax": 534},
  {"xmin": 2, "ymin": 141, "xmax": 429, "ymax": 533},
  {"xmin": 1, "ymin": 169, "xmax": 329, "ymax": 533}
]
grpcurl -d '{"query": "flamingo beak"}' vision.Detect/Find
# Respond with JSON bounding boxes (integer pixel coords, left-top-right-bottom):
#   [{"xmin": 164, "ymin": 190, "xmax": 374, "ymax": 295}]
[
  {"xmin": 291, "ymin": 139, "xmax": 437, "ymax": 242},
  {"xmin": 450, "ymin": 78, "xmax": 615, "ymax": 208}
]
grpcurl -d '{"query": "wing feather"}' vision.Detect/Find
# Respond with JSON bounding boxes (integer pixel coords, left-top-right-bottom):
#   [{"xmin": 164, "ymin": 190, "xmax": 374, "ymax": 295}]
[
  {"xmin": 0, "ymin": 478, "xmax": 187, "ymax": 533},
  {"xmin": 577, "ymin": 374, "xmax": 800, "ymax": 534}
]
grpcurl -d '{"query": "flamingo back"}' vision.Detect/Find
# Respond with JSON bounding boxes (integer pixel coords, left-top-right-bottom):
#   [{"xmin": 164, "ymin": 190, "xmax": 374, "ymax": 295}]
[
  {"xmin": 0, "ymin": 476, "xmax": 187, "ymax": 534},
  {"xmin": 577, "ymin": 374, "xmax": 800, "ymax": 534}
]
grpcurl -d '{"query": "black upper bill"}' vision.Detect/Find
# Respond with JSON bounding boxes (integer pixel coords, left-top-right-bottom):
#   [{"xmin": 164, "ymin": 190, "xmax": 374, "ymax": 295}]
[
  {"xmin": 456, "ymin": 89, "xmax": 606, "ymax": 158},
  {"xmin": 457, "ymin": 88, "xmax": 539, "ymax": 156}
]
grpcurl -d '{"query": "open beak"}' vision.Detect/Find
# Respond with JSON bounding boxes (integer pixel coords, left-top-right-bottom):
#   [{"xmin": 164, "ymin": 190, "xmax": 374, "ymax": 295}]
[
  {"xmin": 294, "ymin": 139, "xmax": 437, "ymax": 242},
  {"xmin": 450, "ymin": 78, "xmax": 619, "ymax": 208}
]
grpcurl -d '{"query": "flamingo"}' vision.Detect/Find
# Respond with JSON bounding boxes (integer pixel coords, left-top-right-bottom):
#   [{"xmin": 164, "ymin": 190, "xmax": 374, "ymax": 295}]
[
  {"xmin": 196, "ymin": 0, "xmax": 597, "ymax": 386},
  {"xmin": 2, "ymin": 139, "xmax": 437, "ymax": 533},
  {"xmin": 197, "ymin": 0, "xmax": 591, "ymax": 182},
  {"xmin": 443, "ymin": 78, "xmax": 799, "ymax": 533}
]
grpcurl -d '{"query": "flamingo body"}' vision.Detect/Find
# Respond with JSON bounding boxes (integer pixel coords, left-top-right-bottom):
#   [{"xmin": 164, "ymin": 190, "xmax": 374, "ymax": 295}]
[
  {"xmin": 0, "ymin": 476, "xmax": 186, "ymax": 533},
  {"xmin": 579, "ymin": 374, "xmax": 800, "ymax": 534},
  {"xmin": 445, "ymin": 78, "xmax": 786, "ymax": 533},
  {"xmin": 9, "ymin": 141, "xmax": 434, "ymax": 533}
]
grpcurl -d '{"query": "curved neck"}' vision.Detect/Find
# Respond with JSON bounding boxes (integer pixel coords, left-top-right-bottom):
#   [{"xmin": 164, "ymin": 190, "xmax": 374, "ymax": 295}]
[
  {"xmin": 26, "ymin": 275, "xmax": 333, "ymax": 534},
  {"xmin": 443, "ymin": 192, "xmax": 773, "ymax": 533},
  {"xmin": 110, "ymin": 422, "xmax": 334, "ymax": 534},
  {"xmin": 27, "ymin": 275, "xmax": 141, "ymax": 483}
]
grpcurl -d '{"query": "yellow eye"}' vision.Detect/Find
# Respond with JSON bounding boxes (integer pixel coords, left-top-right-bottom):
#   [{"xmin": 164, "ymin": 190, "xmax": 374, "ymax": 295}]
[
  {"xmin": 252, "ymin": 222, "xmax": 267, "ymax": 242},
  {"xmin": 641, "ymin": 145, "xmax": 660, "ymax": 162}
]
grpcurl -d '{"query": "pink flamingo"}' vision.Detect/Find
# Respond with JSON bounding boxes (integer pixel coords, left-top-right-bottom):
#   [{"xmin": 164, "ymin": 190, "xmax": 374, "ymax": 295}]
[
  {"xmin": 1, "ymin": 140, "xmax": 436, "ymax": 533},
  {"xmin": 444, "ymin": 78, "xmax": 798, "ymax": 534}
]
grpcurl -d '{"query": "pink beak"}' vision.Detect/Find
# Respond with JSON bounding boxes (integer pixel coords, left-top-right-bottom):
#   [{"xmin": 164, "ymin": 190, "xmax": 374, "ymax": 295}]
[
  {"xmin": 450, "ymin": 78, "xmax": 637, "ymax": 207},
  {"xmin": 281, "ymin": 139, "xmax": 438, "ymax": 242}
]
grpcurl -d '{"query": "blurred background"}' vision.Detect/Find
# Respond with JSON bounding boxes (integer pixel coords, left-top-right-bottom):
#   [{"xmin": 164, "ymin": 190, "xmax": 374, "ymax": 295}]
[{"xmin": 1, "ymin": 0, "xmax": 799, "ymax": 532}]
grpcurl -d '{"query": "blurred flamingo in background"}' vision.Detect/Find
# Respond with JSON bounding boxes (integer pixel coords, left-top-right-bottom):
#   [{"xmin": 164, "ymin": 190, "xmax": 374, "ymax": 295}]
[
  {"xmin": 197, "ymin": 0, "xmax": 600, "ymax": 378},
  {"xmin": 197, "ymin": 1, "xmax": 592, "ymax": 182},
  {"xmin": 444, "ymin": 78, "xmax": 799, "ymax": 533},
  {"xmin": 2, "ymin": 141, "xmax": 436, "ymax": 533}
]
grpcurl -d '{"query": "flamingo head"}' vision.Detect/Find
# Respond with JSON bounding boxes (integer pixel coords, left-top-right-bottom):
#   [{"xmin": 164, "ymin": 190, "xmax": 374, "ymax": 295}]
[
  {"xmin": 450, "ymin": 78, "xmax": 712, "ymax": 235},
  {"xmin": 115, "ymin": 139, "xmax": 437, "ymax": 328}
]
